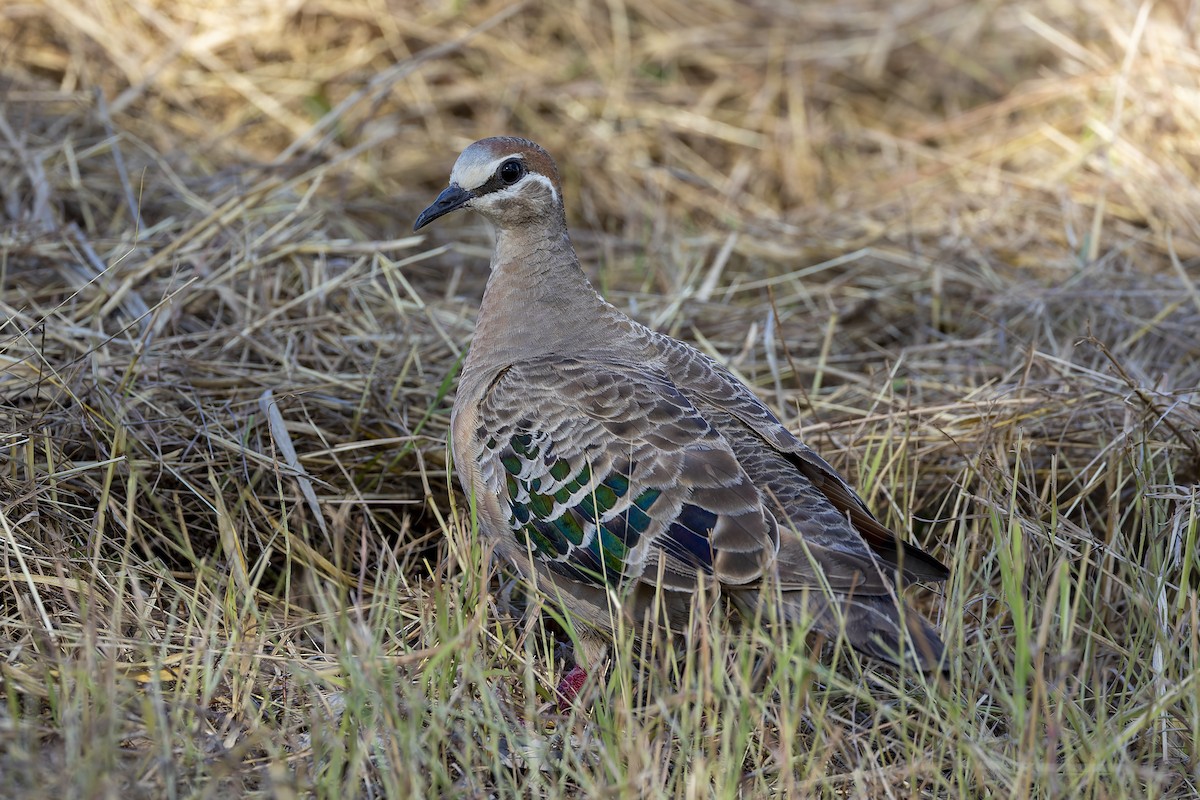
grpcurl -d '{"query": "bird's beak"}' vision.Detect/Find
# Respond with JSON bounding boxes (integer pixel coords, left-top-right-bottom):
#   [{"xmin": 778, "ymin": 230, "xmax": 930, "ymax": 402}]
[{"xmin": 413, "ymin": 184, "xmax": 472, "ymax": 231}]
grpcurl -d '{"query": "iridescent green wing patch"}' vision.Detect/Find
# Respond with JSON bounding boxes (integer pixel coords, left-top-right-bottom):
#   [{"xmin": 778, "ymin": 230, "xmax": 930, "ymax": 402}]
[
  {"xmin": 491, "ymin": 430, "xmax": 718, "ymax": 588},
  {"xmin": 491, "ymin": 429, "xmax": 664, "ymax": 586}
]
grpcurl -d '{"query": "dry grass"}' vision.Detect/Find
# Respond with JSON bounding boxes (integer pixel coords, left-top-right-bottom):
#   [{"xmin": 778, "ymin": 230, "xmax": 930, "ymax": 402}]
[{"xmin": 2, "ymin": 0, "xmax": 1199, "ymax": 796}]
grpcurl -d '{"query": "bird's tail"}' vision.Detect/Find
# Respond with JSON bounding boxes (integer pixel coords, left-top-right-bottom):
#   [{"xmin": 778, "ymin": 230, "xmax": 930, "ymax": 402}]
[{"xmin": 732, "ymin": 586, "xmax": 946, "ymax": 673}]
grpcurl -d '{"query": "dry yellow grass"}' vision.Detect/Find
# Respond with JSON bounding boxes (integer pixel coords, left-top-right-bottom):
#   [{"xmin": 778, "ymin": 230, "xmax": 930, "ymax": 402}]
[{"xmin": 2, "ymin": 0, "xmax": 1198, "ymax": 797}]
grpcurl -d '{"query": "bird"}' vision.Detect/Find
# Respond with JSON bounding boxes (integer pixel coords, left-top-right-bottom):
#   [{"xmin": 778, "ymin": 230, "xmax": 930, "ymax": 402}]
[{"xmin": 413, "ymin": 136, "xmax": 949, "ymax": 704}]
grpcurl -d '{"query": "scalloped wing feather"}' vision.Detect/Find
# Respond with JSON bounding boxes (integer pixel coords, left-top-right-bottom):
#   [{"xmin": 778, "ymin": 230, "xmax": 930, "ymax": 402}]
[
  {"xmin": 653, "ymin": 333, "xmax": 950, "ymax": 583},
  {"xmin": 473, "ymin": 357, "xmax": 780, "ymax": 593}
]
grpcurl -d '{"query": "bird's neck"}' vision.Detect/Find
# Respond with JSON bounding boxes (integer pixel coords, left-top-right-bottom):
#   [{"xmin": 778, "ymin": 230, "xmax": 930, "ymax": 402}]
[{"xmin": 465, "ymin": 222, "xmax": 613, "ymax": 371}]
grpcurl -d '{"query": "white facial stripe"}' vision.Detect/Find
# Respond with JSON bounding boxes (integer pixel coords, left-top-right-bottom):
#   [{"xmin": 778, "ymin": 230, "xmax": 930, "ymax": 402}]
[
  {"xmin": 525, "ymin": 173, "xmax": 559, "ymax": 204},
  {"xmin": 451, "ymin": 154, "xmax": 518, "ymax": 192},
  {"xmin": 463, "ymin": 172, "xmax": 560, "ymax": 208}
]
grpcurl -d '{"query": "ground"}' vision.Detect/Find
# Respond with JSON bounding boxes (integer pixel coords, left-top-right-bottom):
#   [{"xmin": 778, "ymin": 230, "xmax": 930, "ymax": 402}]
[{"xmin": 1, "ymin": 0, "xmax": 1198, "ymax": 797}]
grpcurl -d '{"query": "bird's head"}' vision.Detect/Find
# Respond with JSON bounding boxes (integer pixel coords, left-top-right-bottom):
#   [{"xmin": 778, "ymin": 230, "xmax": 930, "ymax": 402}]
[{"xmin": 413, "ymin": 137, "xmax": 564, "ymax": 232}]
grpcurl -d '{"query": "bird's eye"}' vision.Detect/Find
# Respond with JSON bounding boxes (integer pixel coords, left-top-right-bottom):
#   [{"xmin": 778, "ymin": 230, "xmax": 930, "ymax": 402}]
[{"xmin": 498, "ymin": 159, "xmax": 524, "ymax": 185}]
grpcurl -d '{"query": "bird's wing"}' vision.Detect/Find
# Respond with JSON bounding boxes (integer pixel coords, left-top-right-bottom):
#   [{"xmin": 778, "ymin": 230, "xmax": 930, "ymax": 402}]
[
  {"xmin": 653, "ymin": 333, "xmax": 950, "ymax": 583},
  {"xmin": 470, "ymin": 356, "xmax": 780, "ymax": 593}
]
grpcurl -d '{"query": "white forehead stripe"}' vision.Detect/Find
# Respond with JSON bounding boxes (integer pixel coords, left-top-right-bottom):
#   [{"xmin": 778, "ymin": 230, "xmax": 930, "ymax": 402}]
[
  {"xmin": 448, "ymin": 152, "xmax": 559, "ymax": 204},
  {"xmin": 450, "ymin": 153, "xmax": 518, "ymax": 192}
]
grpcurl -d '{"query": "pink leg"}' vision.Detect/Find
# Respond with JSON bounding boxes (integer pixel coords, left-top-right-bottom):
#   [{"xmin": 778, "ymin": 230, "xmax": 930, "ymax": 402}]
[{"xmin": 554, "ymin": 664, "xmax": 588, "ymax": 710}]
